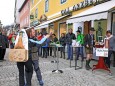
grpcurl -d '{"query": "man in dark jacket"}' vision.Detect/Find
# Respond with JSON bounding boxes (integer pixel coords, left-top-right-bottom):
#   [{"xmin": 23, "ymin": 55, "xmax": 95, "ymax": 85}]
[
  {"xmin": 2, "ymin": 31, "xmax": 9, "ymax": 61},
  {"xmin": 104, "ymin": 30, "xmax": 115, "ymax": 68},
  {"xmin": 0, "ymin": 31, "xmax": 8, "ymax": 61},
  {"xmin": 66, "ymin": 28, "xmax": 76, "ymax": 60},
  {"xmin": 84, "ymin": 27, "xmax": 95, "ymax": 70}
]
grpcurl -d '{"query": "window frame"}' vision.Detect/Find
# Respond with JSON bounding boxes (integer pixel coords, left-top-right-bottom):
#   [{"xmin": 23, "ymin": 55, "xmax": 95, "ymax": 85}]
[
  {"xmin": 35, "ymin": 8, "xmax": 38, "ymax": 18},
  {"xmin": 60, "ymin": 0, "xmax": 67, "ymax": 4},
  {"xmin": 45, "ymin": 0, "xmax": 49, "ymax": 13}
]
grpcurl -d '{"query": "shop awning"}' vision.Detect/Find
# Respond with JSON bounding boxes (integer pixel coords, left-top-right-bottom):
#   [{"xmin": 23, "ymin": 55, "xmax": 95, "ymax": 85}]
[
  {"xmin": 67, "ymin": 0, "xmax": 115, "ymax": 24},
  {"xmin": 35, "ymin": 15, "xmax": 67, "ymax": 30}
]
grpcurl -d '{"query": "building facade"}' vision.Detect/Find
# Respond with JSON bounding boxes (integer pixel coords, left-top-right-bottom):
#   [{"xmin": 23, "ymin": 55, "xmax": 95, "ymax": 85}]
[
  {"xmin": 30, "ymin": 0, "xmax": 115, "ymax": 39},
  {"xmin": 14, "ymin": 0, "xmax": 25, "ymax": 30},
  {"xmin": 19, "ymin": 0, "xmax": 30, "ymax": 29}
]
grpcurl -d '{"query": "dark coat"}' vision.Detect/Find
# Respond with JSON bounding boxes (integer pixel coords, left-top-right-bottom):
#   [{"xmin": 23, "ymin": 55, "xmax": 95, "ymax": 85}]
[
  {"xmin": 66, "ymin": 33, "xmax": 76, "ymax": 45},
  {"xmin": 29, "ymin": 38, "xmax": 39, "ymax": 60},
  {"xmin": 0, "ymin": 34, "xmax": 7, "ymax": 49},
  {"xmin": 59, "ymin": 37, "xmax": 66, "ymax": 46},
  {"xmin": 53, "ymin": 37, "xmax": 58, "ymax": 43},
  {"xmin": 84, "ymin": 34, "xmax": 95, "ymax": 47},
  {"xmin": 109, "ymin": 36, "xmax": 115, "ymax": 51}
]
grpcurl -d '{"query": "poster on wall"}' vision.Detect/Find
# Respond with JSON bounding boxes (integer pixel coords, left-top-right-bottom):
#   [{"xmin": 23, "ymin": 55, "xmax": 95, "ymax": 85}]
[{"xmin": 94, "ymin": 20, "xmax": 107, "ymax": 42}]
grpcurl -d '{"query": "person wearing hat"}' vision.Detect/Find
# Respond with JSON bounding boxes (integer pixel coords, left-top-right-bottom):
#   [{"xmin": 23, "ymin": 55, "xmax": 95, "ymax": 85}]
[
  {"xmin": 104, "ymin": 30, "xmax": 115, "ymax": 68},
  {"xmin": 84, "ymin": 27, "xmax": 95, "ymax": 70},
  {"xmin": 76, "ymin": 30, "xmax": 84, "ymax": 62}
]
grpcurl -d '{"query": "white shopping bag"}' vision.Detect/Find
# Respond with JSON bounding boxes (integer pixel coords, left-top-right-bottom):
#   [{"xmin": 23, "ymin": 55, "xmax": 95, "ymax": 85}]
[{"xmin": 15, "ymin": 29, "xmax": 28, "ymax": 50}]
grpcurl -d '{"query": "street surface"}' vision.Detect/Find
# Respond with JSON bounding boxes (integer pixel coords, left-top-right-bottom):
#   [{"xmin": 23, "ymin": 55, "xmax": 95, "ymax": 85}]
[{"xmin": 0, "ymin": 49, "xmax": 115, "ymax": 86}]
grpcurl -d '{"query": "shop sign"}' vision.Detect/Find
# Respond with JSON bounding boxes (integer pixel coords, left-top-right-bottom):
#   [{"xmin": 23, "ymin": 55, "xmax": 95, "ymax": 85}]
[
  {"xmin": 96, "ymin": 48, "xmax": 108, "ymax": 57},
  {"xmin": 30, "ymin": 20, "xmax": 40, "ymax": 27},
  {"xmin": 30, "ymin": 15, "xmax": 34, "ymax": 19},
  {"xmin": 61, "ymin": 0, "xmax": 111, "ymax": 16},
  {"xmin": 40, "ymin": 14, "xmax": 47, "ymax": 23}
]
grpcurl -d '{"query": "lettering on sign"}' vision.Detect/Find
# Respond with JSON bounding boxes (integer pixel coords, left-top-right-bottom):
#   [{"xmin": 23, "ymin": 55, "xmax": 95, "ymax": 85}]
[{"xmin": 61, "ymin": 0, "xmax": 111, "ymax": 16}]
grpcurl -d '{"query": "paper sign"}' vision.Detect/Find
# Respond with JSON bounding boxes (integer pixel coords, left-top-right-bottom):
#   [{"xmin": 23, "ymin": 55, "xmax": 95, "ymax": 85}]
[{"xmin": 96, "ymin": 48, "xmax": 108, "ymax": 57}]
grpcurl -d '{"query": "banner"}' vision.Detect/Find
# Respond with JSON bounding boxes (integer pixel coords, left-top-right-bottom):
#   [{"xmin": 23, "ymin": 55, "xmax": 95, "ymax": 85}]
[{"xmin": 96, "ymin": 48, "xmax": 108, "ymax": 57}]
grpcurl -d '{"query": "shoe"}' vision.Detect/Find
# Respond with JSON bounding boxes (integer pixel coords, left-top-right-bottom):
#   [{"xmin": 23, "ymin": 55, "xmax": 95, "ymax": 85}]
[
  {"xmin": 70, "ymin": 58, "xmax": 73, "ymax": 60},
  {"xmin": 39, "ymin": 80, "xmax": 44, "ymax": 86},
  {"xmin": 66, "ymin": 58, "xmax": 69, "ymax": 60},
  {"xmin": 85, "ymin": 60, "xmax": 90, "ymax": 70}
]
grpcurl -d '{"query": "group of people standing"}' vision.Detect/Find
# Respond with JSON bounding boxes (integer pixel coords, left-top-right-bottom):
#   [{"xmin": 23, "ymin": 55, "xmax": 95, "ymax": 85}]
[{"xmin": 1, "ymin": 26, "xmax": 115, "ymax": 86}]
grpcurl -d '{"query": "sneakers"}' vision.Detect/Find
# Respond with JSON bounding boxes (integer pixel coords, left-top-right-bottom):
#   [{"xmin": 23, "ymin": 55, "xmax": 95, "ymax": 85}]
[{"xmin": 39, "ymin": 80, "xmax": 44, "ymax": 86}]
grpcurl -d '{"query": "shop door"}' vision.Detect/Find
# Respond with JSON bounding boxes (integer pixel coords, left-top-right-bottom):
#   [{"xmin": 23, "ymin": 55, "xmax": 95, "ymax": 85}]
[
  {"xmin": 84, "ymin": 21, "xmax": 91, "ymax": 35},
  {"xmin": 112, "ymin": 13, "xmax": 115, "ymax": 35},
  {"xmin": 59, "ymin": 22, "xmax": 67, "ymax": 37}
]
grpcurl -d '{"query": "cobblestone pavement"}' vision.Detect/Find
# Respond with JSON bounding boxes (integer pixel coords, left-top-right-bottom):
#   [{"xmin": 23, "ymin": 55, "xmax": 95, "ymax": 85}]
[{"xmin": 0, "ymin": 49, "xmax": 115, "ymax": 86}]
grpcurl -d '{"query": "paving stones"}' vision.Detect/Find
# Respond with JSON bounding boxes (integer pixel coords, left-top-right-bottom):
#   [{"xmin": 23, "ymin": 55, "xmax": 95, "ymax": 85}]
[{"xmin": 0, "ymin": 49, "xmax": 115, "ymax": 86}]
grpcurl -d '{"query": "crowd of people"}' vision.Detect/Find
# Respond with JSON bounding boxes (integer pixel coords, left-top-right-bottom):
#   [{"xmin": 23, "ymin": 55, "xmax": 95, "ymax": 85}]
[{"xmin": 0, "ymin": 27, "xmax": 115, "ymax": 86}]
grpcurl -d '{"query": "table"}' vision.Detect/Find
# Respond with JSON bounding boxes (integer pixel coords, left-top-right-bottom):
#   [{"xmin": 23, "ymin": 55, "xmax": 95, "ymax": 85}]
[
  {"xmin": 92, "ymin": 44, "xmax": 111, "ymax": 74},
  {"xmin": 70, "ymin": 46, "xmax": 83, "ymax": 70},
  {"xmin": 51, "ymin": 44, "xmax": 63, "ymax": 73}
]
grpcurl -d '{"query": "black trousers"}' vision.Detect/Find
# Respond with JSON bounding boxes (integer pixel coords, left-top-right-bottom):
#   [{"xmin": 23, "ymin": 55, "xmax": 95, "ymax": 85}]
[
  {"xmin": 17, "ymin": 58, "xmax": 33, "ymax": 86},
  {"xmin": 60, "ymin": 47, "xmax": 65, "ymax": 58},
  {"xmin": 1, "ymin": 49, "xmax": 6, "ymax": 60},
  {"xmin": 105, "ymin": 51, "xmax": 115, "ymax": 68},
  {"xmin": 43, "ymin": 47, "xmax": 48, "ymax": 58},
  {"xmin": 47, "ymin": 47, "xmax": 52, "ymax": 56},
  {"xmin": 0, "ymin": 48, "xmax": 3, "ymax": 60}
]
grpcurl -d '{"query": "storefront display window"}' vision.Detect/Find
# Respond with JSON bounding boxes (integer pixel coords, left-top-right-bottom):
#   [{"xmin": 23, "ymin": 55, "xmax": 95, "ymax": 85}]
[
  {"xmin": 94, "ymin": 20, "xmax": 107, "ymax": 42},
  {"xmin": 112, "ymin": 13, "xmax": 115, "ymax": 35},
  {"xmin": 59, "ymin": 23, "xmax": 67, "ymax": 37},
  {"xmin": 49, "ymin": 25, "xmax": 54, "ymax": 33},
  {"xmin": 68, "ymin": 23, "xmax": 73, "ymax": 31}
]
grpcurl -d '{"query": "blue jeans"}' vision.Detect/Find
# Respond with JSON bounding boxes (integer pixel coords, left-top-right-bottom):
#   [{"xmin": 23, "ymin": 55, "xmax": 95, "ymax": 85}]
[
  {"xmin": 32, "ymin": 60, "xmax": 43, "ymax": 84},
  {"xmin": 76, "ymin": 47, "xmax": 84, "ymax": 61},
  {"xmin": 67, "ymin": 44, "xmax": 73, "ymax": 59}
]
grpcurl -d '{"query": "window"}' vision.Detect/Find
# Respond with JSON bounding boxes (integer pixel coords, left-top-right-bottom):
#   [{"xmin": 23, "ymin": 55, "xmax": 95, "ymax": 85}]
[
  {"xmin": 35, "ymin": 8, "xmax": 38, "ymax": 18},
  {"xmin": 45, "ymin": 0, "xmax": 49, "ymax": 12},
  {"xmin": 60, "ymin": 0, "xmax": 67, "ymax": 4},
  {"xmin": 31, "ymin": 0, "xmax": 34, "ymax": 4}
]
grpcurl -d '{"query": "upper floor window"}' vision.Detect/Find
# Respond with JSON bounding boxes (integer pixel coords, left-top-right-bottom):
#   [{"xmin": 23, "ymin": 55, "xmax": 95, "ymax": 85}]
[
  {"xmin": 35, "ymin": 8, "xmax": 38, "ymax": 18},
  {"xmin": 45, "ymin": 0, "xmax": 49, "ymax": 12},
  {"xmin": 60, "ymin": 0, "xmax": 67, "ymax": 4},
  {"xmin": 31, "ymin": 0, "xmax": 34, "ymax": 4}
]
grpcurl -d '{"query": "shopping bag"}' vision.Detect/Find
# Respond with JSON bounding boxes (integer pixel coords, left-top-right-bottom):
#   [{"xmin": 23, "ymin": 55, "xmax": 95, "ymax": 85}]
[{"xmin": 9, "ymin": 29, "xmax": 28, "ymax": 62}]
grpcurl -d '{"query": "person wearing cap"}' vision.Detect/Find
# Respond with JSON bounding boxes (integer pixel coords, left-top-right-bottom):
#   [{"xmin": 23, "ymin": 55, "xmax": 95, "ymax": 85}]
[
  {"xmin": 104, "ymin": 30, "xmax": 115, "ymax": 68},
  {"xmin": 76, "ymin": 30, "xmax": 84, "ymax": 62},
  {"xmin": 84, "ymin": 27, "xmax": 95, "ymax": 70}
]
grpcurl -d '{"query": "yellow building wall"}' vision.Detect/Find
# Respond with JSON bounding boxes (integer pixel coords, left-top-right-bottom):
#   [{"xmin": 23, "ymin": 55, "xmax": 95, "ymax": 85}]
[{"xmin": 30, "ymin": 0, "xmax": 86, "ymax": 21}]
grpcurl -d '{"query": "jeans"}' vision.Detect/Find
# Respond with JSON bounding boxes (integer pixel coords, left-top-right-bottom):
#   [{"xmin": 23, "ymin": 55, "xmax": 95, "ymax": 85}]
[
  {"xmin": 60, "ymin": 46, "xmax": 65, "ymax": 58},
  {"xmin": 17, "ymin": 58, "xmax": 33, "ymax": 86},
  {"xmin": 38, "ymin": 46, "xmax": 42, "ymax": 56},
  {"xmin": 47, "ymin": 47, "xmax": 52, "ymax": 56},
  {"xmin": 43, "ymin": 47, "xmax": 48, "ymax": 58},
  {"xmin": 105, "ymin": 50, "xmax": 115, "ymax": 68},
  {"xmin": 67, "ymin": 44, "xmax": 73, "ymax": 59},
  {"xmin": 32, "ymin": 60, "xmax": 43, "ymax": 84},
  {"xmin": 76, "ymin": 47, "xmax": 84, "ymax": 61}
]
